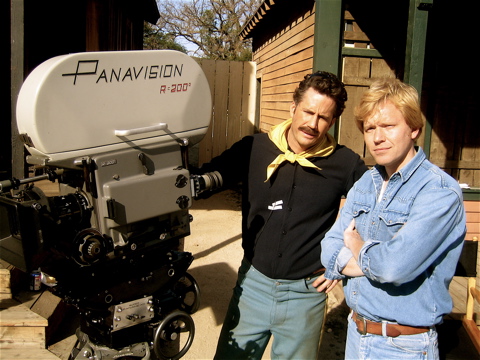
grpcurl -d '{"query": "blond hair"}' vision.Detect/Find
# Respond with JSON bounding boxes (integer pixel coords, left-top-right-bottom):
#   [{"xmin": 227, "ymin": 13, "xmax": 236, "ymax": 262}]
[{"xmin": 354, "ymin": 78, "xmax": 424, "ymax": 139}]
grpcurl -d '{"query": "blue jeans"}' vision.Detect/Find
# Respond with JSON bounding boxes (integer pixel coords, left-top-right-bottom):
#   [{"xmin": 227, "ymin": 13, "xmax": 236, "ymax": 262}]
[
  {"xmin": 214, "ymin": 258, "xmax": 327, "ymax": 360},
  {"xmin": 345, "ymin": 313, "xmax": 439, "ymax": 360}
]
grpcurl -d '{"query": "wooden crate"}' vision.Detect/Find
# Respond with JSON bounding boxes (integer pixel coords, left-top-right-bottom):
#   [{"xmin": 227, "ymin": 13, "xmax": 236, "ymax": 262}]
[
  {"xmin": 0, "ymin": 349, "xmax": 60, "ymax": 359},
  {"xmin": 0, "ymin": 298, "xmax": 48, "ymax": 349},
  {"xmin": 0, "ymin": 269, "xmax": 11, "ymax": 301}
]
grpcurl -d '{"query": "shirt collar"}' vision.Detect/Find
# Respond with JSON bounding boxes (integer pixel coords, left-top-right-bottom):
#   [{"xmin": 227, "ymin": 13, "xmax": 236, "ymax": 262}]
[{"xmin": 374, "ymin": 146, "xmax": 426, "ymax": 183}]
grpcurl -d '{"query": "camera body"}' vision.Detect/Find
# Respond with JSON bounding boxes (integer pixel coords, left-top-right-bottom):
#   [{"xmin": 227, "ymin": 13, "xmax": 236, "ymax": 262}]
[{"xmin": 0, "ymin": 50, "xmax": 216, "ymax": 359}]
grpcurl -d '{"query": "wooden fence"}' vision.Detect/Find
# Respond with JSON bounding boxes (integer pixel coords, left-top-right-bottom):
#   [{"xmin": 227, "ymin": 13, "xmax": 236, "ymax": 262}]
[{"xmin": 194, "ymin": 59, "xmax": 257, "ymax": 166}]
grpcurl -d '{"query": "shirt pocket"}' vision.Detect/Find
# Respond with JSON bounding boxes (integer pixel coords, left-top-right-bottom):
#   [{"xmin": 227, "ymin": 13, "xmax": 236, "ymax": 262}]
[
  {"xmin": 351, "ymin": 202, "xmax": 371, "ymax": 228},
  {"xmin": 379, "ymin": 208, "xmax": 408, "ymax": 233}
]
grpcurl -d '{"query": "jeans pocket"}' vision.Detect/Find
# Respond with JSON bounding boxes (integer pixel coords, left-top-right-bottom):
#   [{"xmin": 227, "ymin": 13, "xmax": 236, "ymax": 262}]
[{"xmin": 388, "ymin": 332, "xmax": 429, "ymax": 356}]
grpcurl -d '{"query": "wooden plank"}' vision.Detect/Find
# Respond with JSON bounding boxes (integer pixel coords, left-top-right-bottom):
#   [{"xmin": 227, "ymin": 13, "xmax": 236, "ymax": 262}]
[
  {"xmin": 226, "ymin": 61, "xmax": 244, "ymax": 149},
  {"xmin": 212, "ymin": 60, "xmax": 230, "ymax": 158},
  {"xmin": 0, "ymin": 298, "xmax": 47, "ymax": 349},
  {"xmin": 462, "ymin": 318, "xmax": 480, "ymax": 354},
  {"xmin": 465, "ymin": 200, "xmax": 480, "ymax": 240},
  {"xmin": 344, "ymin": 30, "xmax": 370, "ymax": 42},
  {"xmin": 467, "ymin": 224, "xmax": 480, "ymax": 236},
  {"xmin": 262, "ymin": 71, "xmax": 308, "ymax": 89},
  {"xmin": 241, "ymin": 62, "xmax": 257, "ymax": 137},
  {"xmin": 252, "ymin": 7, "xmax": 316, "ymax": 134},
  {"xmin": 0, "ymin": 269, "xmax": 11, "ymax": 300},
  {"xmin": 197, "ymin": 59, "xmax": 216, "ymax": 165},
  {"xmin": 262, "ymin": 93, "xmax": 294, "ymax": 103},
  {"xmin": 196, "ymin": 59, "xmax": 258, "ymax": 164},
  {"xmin": 263, "ymin": 58, "xmax": 313, "ymax": 83},
  {"xmin": 263, "ymin": 47, "xmax": 314, "ymax": 75},
  {"xmin": 0, "ymin": 349, "xmax": 60, "ymax": 360},
  {"xmin": 371, "ymin": 58, "xmax": 396, "ymax": 78},
  {"xmin": 466, "ymin": 211, "xmax": 480, "ymax": 224},
  {"xmin": 262, "ymin": 83, "xmax": 297, "ymax": 95},
  {"xmin": 458, "ymin": 169, "xmax": 476, "ymax": 189},
  {"xmin": 29, "ymin": 291, "xmax": 66, "ymax": 343},
  {"xmin": 0, "ymin": 326, "xmax": 46, "ymax": 349},
  {"xmin": 254, "ymin": 8, "xmax": 315, "ymax": 64},
  {"xmin": 450, "ymin": 277, "xmax": 467, "ymax": 315},
  {"xmin": 0, "ymin": 299, "xmax": 47, "ymax": 327},
  {"xmin": 256, "ymin": 30, "xmax": 314, "ymax": 71},
  {"xmin": 343, "ymin": 57, "xmax": 371, "ymax": 82},
  {"xmin": 340, "ymin": 85, "xmax": 367, "ymax": 156},
  {"xmin": 464, "ymin": 201, "xmax": 480, "ymax": 213},
  {"xmin": 261, "ymin": 108, "xmax": 290, "ymax": 120}
]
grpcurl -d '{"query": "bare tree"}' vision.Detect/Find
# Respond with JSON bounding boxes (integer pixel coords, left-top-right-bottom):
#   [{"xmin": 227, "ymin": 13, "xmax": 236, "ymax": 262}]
[
  {"xmin": 157, "ymin": 0, "xmax": 261, "ymax": 60},
  {"xmin": 144, "ymin": 22, "xmax": 187, "ymax": 52}
]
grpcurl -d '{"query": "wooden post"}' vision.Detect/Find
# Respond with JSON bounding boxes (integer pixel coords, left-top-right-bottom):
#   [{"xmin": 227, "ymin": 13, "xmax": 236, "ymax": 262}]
[
  {"xmin": 313, "ymin": 0, "xmax": 343, "ymax": 139},
  {"xmin": 404, "ymin": 0, "xmax": 431, "ymax": 157},
  {"xmin": 11, "ymin": 0, "xmax": 25, "ymax": 180}
]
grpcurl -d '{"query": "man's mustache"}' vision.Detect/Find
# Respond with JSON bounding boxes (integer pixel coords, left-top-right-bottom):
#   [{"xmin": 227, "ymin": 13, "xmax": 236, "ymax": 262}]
[{"xmin": 299, "ymin": 126, "xmax": 319, "ymax": 136}]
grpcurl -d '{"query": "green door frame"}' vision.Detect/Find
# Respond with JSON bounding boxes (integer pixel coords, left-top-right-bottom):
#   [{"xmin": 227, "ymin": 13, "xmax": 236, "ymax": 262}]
[
  {"xmin": 313, "ymin": 0, "xmax": 432, "ymax": 154},
  {"xmin": 313, "ymin": 0, "xmax": 343, "ymax": 138},
  {"xmin": 404, "ymin": 0, "xmax": 433, "ymax": 157}
]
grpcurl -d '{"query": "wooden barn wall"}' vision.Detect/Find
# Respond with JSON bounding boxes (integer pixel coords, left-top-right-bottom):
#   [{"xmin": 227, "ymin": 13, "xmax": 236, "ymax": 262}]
[
  {"xmin": 252, "ymin": 2, "xmax": 316, "ymax": 133},
  {"xmin": 429, "ymin": 95, "xmax": 478, "ymax": 187},
  {"xmin": 340, "ymin": 2, "xmax": 479, "ymax": 188},
  {"xmin": 422, "ymin": 2, "xmax": 478, "ymax": 188},
  {"xmin": 249, "ymin": 0, "xmax": 479, "ymax": 188},
  {"xmin": 339, "ymin": 9, "xmax": 400, "ymax": 166}
]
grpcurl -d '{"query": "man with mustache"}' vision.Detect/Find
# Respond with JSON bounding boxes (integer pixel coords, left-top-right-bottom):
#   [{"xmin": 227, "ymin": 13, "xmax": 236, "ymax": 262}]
[
  {"xmin": 196, "ymin": 71, "xmax": 368, "ymax": 359},
  {"xmin": 318, "ymin": 78, "xmax": 466, "ymax": 359}
]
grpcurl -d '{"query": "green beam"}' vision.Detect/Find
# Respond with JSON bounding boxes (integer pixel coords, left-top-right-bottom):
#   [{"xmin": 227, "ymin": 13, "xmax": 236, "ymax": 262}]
[
  {"xmin": 463, "ymin": 189, "xmax": 480, "ymax": 201},
  {"xmin": 313, "ymin": 0, "xmax": 343, "ymax": 75},
  {"xmin": 404, "ymin": 0, "xmax": 432, "ymax": 157},
  {"xmin": 313, "ymin": 0, "xmax": 343, "ymax": 138}
]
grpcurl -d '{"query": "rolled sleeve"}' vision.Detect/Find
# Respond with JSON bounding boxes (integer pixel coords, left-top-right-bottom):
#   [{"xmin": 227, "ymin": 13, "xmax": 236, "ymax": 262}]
[{"xmin": 357, "ymin": 240, "xmax": 380, "ymax": 280}]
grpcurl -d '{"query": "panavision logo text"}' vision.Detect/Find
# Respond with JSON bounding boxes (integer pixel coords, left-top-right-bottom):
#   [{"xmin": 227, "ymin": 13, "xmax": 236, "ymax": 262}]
[{"xmin": 62, "ymin": 60, "xmax": 183, "ymax": 85}]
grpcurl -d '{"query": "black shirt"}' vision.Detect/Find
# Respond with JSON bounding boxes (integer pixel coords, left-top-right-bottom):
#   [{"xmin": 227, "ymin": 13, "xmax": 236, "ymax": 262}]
[{"xmin": 200, "ymin": 133, "xmax": 368, "ymax": 279}]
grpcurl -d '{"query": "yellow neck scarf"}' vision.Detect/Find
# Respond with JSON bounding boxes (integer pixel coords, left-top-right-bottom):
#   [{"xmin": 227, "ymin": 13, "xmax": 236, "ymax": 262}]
[{"xmin": 265, "ymin": 119, "xmax": 337, "ymax": 182}]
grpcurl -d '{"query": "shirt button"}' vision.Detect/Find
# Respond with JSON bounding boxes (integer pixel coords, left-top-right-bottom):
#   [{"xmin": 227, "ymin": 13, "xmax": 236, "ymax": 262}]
[
  {"xmin": 282, "ymin": 230, "xmax": 287, "ymax": 235},
  {"xmin": 278, "ymin": 253, "xmax": 282, "ymax": 257},
  {"xmin": 288, "ymin": 207, "xmax": 292, "ymax": 211}
]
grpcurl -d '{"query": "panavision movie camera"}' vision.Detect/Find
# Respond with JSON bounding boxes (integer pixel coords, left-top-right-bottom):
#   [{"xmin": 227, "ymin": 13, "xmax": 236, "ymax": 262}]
[{"xmin": 0, "ymin": 50, "xmax": 222, "ymax": 359}]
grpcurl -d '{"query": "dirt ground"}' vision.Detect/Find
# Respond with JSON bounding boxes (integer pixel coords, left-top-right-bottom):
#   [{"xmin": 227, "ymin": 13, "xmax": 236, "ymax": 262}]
[{"xmin": 48, "ymin": 188, "xmax": 348, "ymax": 360}]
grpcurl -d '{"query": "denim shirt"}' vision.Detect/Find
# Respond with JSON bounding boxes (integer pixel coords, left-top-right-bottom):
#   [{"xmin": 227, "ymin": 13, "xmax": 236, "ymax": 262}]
[{"xmin": 321, "ymin": 148, "xmax": 466, "ymax": 326}]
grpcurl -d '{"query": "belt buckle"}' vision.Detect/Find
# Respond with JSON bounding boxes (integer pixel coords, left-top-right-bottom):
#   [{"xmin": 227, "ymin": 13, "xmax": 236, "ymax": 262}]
[{"xmin": 356, "ymin": 314, "xmax": 368, "ymax": 335}]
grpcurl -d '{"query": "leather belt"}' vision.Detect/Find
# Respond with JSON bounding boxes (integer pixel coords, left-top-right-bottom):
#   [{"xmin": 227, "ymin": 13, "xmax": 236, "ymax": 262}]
[
  {"xmin": 305, "ymin": 267, "xmax": 326, "ymax": 281},
  {"xmin": 352, "ymin": 312, "xmax": 430, "ymax": 338},
  {"xmin": 312, "ymin": 267, "xmax": 326, "ymax": 275}
]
